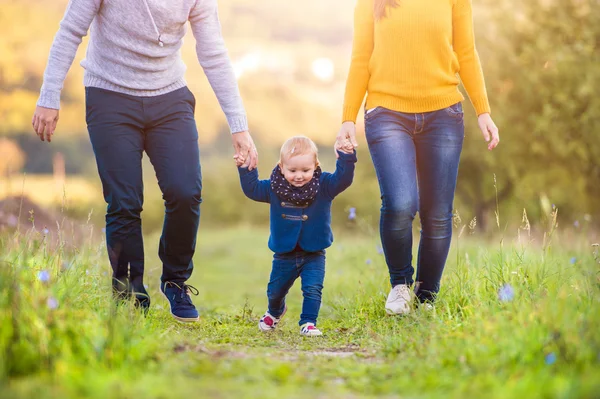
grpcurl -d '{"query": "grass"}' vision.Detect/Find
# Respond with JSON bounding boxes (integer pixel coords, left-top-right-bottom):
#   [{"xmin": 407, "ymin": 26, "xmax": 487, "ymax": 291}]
[{"xmin": 0, "ymin": 224, "xmax": 599, "ymax": 399}]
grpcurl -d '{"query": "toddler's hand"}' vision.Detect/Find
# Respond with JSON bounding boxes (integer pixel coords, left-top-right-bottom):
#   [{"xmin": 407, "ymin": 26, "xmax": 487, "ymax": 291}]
[
  {"xmin": 338, "ymin": 139, "xmax": 355, "ymax": 154},
  {"xmin": 234, "ymin": 154, "xmax": 250, "ymax": 168}
]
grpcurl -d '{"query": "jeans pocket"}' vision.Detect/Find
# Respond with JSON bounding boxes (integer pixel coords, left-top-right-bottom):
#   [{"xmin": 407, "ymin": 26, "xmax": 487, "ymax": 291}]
[
  {"xmin": 364, "ymin": 106, "xmax": 385, "ymax": 121},
  {"xmin": 444, "ymin": 102, "xmax": 463, "ymax": 119}
]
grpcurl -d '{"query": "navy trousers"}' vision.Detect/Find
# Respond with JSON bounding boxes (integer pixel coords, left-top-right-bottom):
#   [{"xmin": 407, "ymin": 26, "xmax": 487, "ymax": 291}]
[{"xmin": 85, "ymin": 86, "xmax": 202, "ymax": 285}]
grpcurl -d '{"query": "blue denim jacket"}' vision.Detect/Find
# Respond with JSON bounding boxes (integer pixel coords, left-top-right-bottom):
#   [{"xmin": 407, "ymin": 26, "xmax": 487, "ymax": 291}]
[{"xmin": 238, "ymin": 151, "xmax": 357, "ymax": 253}]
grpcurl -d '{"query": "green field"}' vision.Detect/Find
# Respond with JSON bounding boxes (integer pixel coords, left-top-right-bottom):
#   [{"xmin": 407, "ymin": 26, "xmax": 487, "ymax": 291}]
[{"xmin": 1, "ymin": 226, "xmax": 599, "ymax": 398}]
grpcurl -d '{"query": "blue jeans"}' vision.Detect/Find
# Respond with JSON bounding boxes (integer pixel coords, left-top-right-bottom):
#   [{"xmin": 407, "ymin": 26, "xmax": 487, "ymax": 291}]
[
  {"xmin": 267, "ymin": 249, "xmax": 326, "ymax": 326},
  {"xmin": 364, "ymin": 103, "xmax": 464, "ymax": 302},
  {"xmin": 86, "ymin": 87, "xmax": 202, "ymax": 285}
]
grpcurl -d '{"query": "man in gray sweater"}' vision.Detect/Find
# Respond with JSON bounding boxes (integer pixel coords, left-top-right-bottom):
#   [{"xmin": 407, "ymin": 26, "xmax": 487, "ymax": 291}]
[{"xmin": 32, "ymin": 0, "xmax": 257, "ymax": 322}]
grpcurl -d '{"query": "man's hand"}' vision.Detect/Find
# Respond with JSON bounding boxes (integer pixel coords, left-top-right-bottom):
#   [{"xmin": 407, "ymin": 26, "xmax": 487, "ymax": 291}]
[
  {"xmin": 232, "ymin": 130, "xmax": 258, "ymax": 170},
  {"xmin": 334, "ymin": 121, "xmax": 358, "ymax": 158},
  {"xmin": 32, "ymin": 106, "xmax": 60, "ymax": 143}
]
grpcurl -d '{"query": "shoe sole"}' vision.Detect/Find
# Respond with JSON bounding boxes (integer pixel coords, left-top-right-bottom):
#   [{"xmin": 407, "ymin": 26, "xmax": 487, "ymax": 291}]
[
  {"xmin": 301, "ymin": 332, "xmax": 323, "ymax": 337},
  {"xmin": 173, "ymin": 315, "xmax": 200, "ymax": 323},
  {"xmin": 258, "ymin": 324, "xmax": 274, "ymax": 332},
  {"xmin": 161, "ymin": 291, "xmax": 199, "ymax": 323}
]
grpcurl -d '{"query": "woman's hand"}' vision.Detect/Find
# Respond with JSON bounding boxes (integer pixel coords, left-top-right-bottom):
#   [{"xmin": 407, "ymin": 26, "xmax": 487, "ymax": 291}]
[
  {"xmin": 32, "ymin": 106, "xmax": 59, "ymax": 143},
  {"xmin": 478, "ymin": 113, "xmax": 499, "ymax": 151},
  {"xmin": 335, "ymin": 121, "xmax": 359, "ymax": 157}
]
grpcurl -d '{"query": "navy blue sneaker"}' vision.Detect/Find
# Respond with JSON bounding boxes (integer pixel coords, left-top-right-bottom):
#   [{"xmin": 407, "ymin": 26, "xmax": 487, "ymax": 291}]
[{"xmin": 161, "ymin": 282, "xmax": 200, "ymax": 322}]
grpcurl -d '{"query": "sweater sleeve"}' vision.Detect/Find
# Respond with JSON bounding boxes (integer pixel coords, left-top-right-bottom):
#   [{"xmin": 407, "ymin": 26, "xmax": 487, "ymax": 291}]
[
  {"xmin": 189, "ymin": 0, "xmax": 248, "ymax": 133},
  {"xmin": 453, "ymin": 0, "xmax": 491, "ymax": 115},
  {"xmin": 341, "ymin": 0, "xmax": 374, "ymax": 123},
  {"xmin": 37, "ymin": 0, "xmax": 101, "ymax": 109}
]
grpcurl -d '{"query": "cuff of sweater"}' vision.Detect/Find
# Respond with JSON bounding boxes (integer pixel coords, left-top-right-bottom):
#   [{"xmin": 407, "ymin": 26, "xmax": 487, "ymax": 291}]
[
  {"xmin": 342, "ymin": 106, "xmax": 360, "ymax": 123},
  {"xmin": 37, "ymin": 90, "xmax": 61, "ymax": 110},
  {"xmin": 228, "ymin": 115, "xmax": 249, "ymax": 133},
  {"xmin": 472, "ymin": 97, "xmax": 491, "ymax": 116}
]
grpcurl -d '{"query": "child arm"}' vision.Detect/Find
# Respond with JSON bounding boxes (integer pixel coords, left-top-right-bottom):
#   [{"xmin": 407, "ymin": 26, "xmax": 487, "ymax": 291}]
[
  {"xmin": 238, "ymin": 167, "xmax": 271, "ymax": 203},
  {"xmin": 321, "ymin": 150, "xmax": 358, "ymax": 199}
]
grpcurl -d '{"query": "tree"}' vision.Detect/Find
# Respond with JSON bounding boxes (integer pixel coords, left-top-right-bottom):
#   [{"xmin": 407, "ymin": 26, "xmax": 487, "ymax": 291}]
[{"xmin": 457, "ymin": 0, "xmax": 600, "ymax": 230}]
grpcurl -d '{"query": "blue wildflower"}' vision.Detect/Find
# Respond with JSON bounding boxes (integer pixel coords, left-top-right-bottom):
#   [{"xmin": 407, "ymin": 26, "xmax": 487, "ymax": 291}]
[
  {"xmin": 42, "ymin": 228, "xmax": 49, "ymax": 235},
  {"xmin": 47, "ymin": 297, "xmax": 59, "ymax": 310},
  {"xmin": 545, "ymin": 352, "xmax": 556, "ymax": 365},
  {"xmin": 570, "ymin": 257, "xmax": 576, "ymax": 264},
  {"xmin": 38, "ymin": 270, "xmax": 50, "ymax": 283},
  {"xmin": 377, "ymin": 246, "xmax": 384, "ymax": 255},
  {"xmin": 348, "ymin": 207, "xmax": 357, "ymax": 221},
  {"xmin": 498, "ymin": 283, "xmax": 514, "ymax": 302},
  {"xmin": 573, "ymin": 220, "xmax": 580, "ymax": 228},
  {"xmin": 366, "ymin": 259, "xmax": 372, "ymax": 265}
]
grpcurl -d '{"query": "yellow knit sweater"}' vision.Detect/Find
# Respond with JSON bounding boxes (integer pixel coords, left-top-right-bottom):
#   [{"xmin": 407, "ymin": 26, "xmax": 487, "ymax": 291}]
[{"xmin": 342, "ymin": 0, "xmax": 491, "ymax": 123}]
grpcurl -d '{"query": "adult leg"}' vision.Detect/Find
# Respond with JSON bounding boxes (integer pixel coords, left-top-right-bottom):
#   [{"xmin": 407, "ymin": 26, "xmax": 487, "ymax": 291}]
[
  {"xmin": 364, "ymin": 108, "xmax": 419, "ymax": 288},
  {"xmin": 85, "ymin": 87, "xmax": 148, "ymax": 306},
  {"xmin": 144, "ymin": 88, "xmax": 202, "ymax": 285},
  {"xmin": 414, "ymin": 103, "xmax": 465, "ymax": 302}
]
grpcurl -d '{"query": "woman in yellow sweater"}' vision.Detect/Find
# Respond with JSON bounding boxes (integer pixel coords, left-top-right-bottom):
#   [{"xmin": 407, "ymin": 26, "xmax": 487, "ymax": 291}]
[{"xmin": 337, "ymin": 0, "xmax": 499, "ymax": 314}]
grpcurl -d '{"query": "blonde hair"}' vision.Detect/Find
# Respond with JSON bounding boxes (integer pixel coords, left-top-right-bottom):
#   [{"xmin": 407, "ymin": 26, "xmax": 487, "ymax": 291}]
[
  {"xmin": 374, "ymin": 0, "xmax": 399, "ymax": 20},
  {"xmin": 279, "ymin": 136, "xmax": 319, "ymax": 166}
]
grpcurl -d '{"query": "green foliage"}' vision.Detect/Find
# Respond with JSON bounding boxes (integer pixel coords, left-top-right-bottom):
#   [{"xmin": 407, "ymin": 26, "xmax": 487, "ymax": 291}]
[
  {"xmin": 459, "ymin": 0, "xmax": 600, "ymax": 227},
  {"xmin": 0, "ymin": 224, "xmax": 599, "ymax": 398}
]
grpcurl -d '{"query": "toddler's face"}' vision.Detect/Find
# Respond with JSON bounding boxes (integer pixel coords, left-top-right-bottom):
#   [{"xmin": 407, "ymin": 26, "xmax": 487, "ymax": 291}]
[{"xmin": 280, "ymin": 154, "xmax": 316, "ymax": 187}]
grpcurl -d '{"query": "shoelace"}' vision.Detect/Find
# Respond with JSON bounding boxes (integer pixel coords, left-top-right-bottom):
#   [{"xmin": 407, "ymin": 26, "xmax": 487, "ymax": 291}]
[
  {"xmin": 180, "ymin": 284, "xmax": 199, "ymax": 306},
  {"xmin": 391, "ymin": 286, "xmax": 408, "ymax": 301},
  {"xmin": 166, "ymin": 282, "xmax": 199, "ymax": 305}
]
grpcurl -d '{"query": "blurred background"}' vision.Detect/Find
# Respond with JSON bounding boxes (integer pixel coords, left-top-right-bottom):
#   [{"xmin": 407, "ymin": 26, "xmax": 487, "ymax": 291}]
[{"xmin": 0, "ymin": 0, "xmax": 598, "ymax": 239}]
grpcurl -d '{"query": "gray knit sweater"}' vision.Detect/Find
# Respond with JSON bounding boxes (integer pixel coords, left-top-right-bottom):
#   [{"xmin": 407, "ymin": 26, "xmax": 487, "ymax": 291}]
[{"xmin": 37, "ymin": 0, "xmax": 248, "ymax": 133}]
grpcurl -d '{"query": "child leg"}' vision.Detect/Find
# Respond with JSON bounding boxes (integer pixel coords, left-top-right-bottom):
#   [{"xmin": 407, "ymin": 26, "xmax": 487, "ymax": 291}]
[
  {"xmin": 299, "ymin": 251, "xmax": 326, "ymax": 326},
  {"xmin": 267, "ymin": 253, "xmax": 299, "ymax": 317}
]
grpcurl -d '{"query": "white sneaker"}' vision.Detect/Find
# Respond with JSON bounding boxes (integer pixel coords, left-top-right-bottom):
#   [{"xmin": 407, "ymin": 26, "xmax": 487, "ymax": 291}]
[
  {"xmin": 258, "ymin": 306, "xmax": 286, "ymax": 332},
  {"xmin": 300, "ymin": 322, "xmax": 323, "ymax": 336},
  {"xmin": 385, "ymin": 284, "xmax": 413, "ymax": 315}
]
